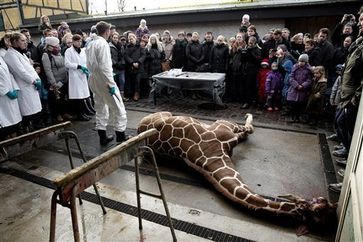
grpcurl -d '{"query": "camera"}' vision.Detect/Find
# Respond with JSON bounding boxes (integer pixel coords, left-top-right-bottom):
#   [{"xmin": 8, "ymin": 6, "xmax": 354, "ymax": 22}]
[{"xmin": 344, "ymin": 14, "xmax": 355, "ymax": 24}]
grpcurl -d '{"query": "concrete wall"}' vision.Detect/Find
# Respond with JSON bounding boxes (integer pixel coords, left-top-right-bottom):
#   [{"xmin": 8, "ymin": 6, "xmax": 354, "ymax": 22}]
[{"xmin": 116, "ymin": 18, "xmax": 285, "ymax": 40}]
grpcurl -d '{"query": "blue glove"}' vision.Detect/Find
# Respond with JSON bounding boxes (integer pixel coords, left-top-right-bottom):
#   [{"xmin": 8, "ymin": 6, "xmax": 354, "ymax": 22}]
[
  {"xmin": 6, "ymin": 90, "xmax": 18, "ymax": 100},
  {"xmin": 33, "ymin": 79, "xmax": 42, "ymax": 90},
  {"xmin": 80, "ymin": 66, "xmax": 90, "ymax": 76},
  {"xmin": 109, "ymin": 86, "xmax": 116, "ymax": 96}
]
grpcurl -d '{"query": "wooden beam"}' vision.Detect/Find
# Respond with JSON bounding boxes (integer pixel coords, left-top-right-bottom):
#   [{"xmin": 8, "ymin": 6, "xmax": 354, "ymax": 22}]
[
  {"xmin": 53, "ymin": 129, "xmax": 157, "ymax": 190},
  {"xmin": 0, "ymin": 121, "xmax": 71, "ymax": 147},
  {"xmin": 0, "ymin": 122, "xmax": 72, "ymax": 162},
  {"xmin": 22, "ymin": 3, "xmax": 87, "ymax": 14}
]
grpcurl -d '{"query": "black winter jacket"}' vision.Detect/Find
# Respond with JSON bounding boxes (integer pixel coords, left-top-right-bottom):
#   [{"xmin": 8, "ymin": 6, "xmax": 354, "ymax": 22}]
[
  {"xmin": 125, "ymin": 43, "xmax": 146, "ymax": 73},
  {"xmin": 171, "ymin": 39, "xmax": 187, "ymax": 68},
  {"xmin": 146, "ymin": 46, "xmax": 165, "ymax": 76},
  {"xmin": 202, "ymin": 41, "xmax": 214, "ymax": 64},
  {"xmin": 209, "ymin": 43, "xmax": 229, "ymax": 73},
  {"xmin": 185, "ymin": 40, "xmax": 204, "ymax": 71},
  {"xmin": 109, "ymin": 42, "xmax": 125, "ymax": 74}
]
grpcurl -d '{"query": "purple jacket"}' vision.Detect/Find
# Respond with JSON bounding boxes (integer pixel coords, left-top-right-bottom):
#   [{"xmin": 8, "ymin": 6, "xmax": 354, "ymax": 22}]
[
  {"xmin": 135, "ymin": 27, "xmax": 150, "ymax": 40},
  {"xmin": 265, "ymin": 70, "xmax": 282, "ymax": 94},
  {"xmin": 287, "ymin": 64, "xmax": 312, "ymax": 102}
]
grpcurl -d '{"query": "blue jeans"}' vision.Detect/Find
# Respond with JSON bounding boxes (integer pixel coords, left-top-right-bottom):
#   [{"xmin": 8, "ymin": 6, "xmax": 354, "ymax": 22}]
[{"xmin": 118, "ymin": 70, "xmax": 125, "ymax": 93}]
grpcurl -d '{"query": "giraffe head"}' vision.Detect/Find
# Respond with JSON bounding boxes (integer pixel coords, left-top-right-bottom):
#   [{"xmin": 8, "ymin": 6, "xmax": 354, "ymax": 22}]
[{"xmin": 279, "ymin": 194, "xmax": 337, "ymax": 230}]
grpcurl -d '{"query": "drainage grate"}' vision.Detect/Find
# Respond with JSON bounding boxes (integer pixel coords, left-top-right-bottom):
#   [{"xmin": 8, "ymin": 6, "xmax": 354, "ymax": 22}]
[
  {"xmin": 0, "ymin": 165, "xmax": 253, "ymax": 242},
  {"xmin": 41, "ymin": 145, "xmax": 286, "ymax": 203},
  {"xmin": 318, "ymin": 133, "xmax": 339, "ymax": 203}
]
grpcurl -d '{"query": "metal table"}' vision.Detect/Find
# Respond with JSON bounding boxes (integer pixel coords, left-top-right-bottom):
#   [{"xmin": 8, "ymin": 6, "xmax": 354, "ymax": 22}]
[{"xmin": 151, "ymin": 71, "xmax": 225, "ymax": 106}]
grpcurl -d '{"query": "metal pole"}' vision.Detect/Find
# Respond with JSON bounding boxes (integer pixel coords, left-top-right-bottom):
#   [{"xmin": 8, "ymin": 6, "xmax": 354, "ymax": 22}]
[
  {"xmin": 16, "ymin": 0, "xmax": 24, "ymax": 26},
  {"xmin": 70, "ymin": 191, "xmax": 80, "ymax": 242},
  {"xmin": 65, "ymin": 137, "xmax": 83, "ymax": 205},
  {"xmin": 142, "ymin": 146, "xmax": 177, "ymax": 241},
  {"xmin": 72, "ymin": 131, "xmax": 107, "ymax": 214},
  {"xmin": 104, "ymin": 0, "xmax": 107, "ymax": 15},
  {"xmin": 49, "ymin": 191, "xmax": 59, "ymax": 242},
  {"xmin": 134, "ymin": 156, "xmax": 143, "ymax": 231}
]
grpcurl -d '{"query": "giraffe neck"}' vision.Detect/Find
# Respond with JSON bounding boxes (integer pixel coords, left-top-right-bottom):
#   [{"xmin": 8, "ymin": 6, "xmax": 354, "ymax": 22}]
[{"xmin": 184, "ymin": 155, "xmax": 301, "ymax": 217}]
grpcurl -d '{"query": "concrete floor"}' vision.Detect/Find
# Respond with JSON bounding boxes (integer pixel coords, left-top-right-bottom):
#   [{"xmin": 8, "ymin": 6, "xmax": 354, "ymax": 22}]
[{"xmin": 0, "ymin": 110, "xmax": 336, "ymax": 241}]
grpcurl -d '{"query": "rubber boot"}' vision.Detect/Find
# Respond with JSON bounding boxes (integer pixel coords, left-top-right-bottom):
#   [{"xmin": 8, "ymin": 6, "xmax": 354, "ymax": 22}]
[
  {"xmin": 116, "ymin": 131, "xmax": 127, "ymax": 143},
  {"xmin": 98, "ymin": 130, "xmax": 114, "ymax": 146},
  {"xmin": 85, "ymin": 98, "xmax": 96, "ymax": 115}
]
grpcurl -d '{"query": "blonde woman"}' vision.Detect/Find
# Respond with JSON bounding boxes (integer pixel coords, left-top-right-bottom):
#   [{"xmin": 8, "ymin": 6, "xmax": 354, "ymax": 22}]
[
  {"xmin": 38, "ymin": 15, "xmax": 52, "ymax": 34},
  {"xmin": 146, "ymin": 34, "xmax": 165, "ymax": 76},
  {"xmin": 125, "ymin": 33, "xmax": 146, "ymax": 101},
  {"xmin": 61, "ymin": 33, "xmax": 73, "ymax": 55},
  {"xmin": 290, "ymin": 33, "xmax": 305, "ymax": 60},
  {"xmin": 5, "ymin": 33, "xmax": 42, "ymax": 131}
]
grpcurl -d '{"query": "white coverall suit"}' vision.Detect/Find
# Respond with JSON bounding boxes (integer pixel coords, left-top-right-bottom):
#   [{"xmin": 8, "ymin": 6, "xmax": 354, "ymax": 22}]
[{"xmin": 86, "ymin": 35, "xmax": 127, "ymax": 132}]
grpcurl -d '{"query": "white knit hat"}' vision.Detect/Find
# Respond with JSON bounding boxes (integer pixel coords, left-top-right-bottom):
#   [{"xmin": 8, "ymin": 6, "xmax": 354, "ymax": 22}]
[
  {"xmin": 45, "ymin": 36, "xmax": 59, "ymax": 46},
  {"xmin": 298, "ymin": 54, "xmax": 309, "ymax": 63},
  {"xmin": 242, "ymin": 14, "xmax": 250, "ymax": 21}
]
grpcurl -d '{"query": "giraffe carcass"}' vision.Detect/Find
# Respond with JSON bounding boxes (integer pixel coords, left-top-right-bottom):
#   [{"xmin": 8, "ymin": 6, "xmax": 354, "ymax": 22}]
[{"xmin": 137, "ymin": 112, "xmax": 336, "ymax": 234}]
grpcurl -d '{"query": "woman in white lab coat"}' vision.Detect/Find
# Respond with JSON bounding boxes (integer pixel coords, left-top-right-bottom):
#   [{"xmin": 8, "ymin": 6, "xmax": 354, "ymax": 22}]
[
  {"xmin": 0, "ymin": 55, "xmax": 22, "ymax": 140},
  {"xmin": 5, "ymin": 32, "xmax": 42, "ymax": 132},
  {"xmin": 64, "ymin": 34, "xmax": 92, "ymax": 121},
  {"xmin": 0, "ymin": 33, "xmax": 11, "ymax": 58}
]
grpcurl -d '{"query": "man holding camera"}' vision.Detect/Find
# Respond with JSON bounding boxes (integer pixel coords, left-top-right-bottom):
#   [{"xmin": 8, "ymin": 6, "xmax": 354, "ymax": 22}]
[
  {"xmin": 332, "ymin": 13, "xmax": 359, "ymax": 48},
  {"xmin": 332, "ymin": 7, "xmax": 363, "ymax": 163},
  {"xmin": 329, "ymin": 7, "xmax": 363, "ymax": 193}
]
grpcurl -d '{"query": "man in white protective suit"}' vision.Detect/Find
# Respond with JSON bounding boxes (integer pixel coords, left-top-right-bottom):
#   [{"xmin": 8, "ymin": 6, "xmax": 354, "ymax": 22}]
[{"xmin": 86, "ymin": 21, "xmax": 128, "ymax": 145}]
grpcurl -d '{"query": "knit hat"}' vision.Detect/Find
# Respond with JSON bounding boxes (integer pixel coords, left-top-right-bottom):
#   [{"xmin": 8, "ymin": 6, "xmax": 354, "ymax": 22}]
[
  {"xmin": 242, "ymin": 14, "xmax": 250, "ymax": 22},
  {"xmin": 45, "ymin": 36, "xmax": 59, "ymax": 46},
  {"xmin": 261, "ymin": 59, "xmax": 269, "ymax": 66},
  {"xmin": 298, "ymin": 54, "xmax": 309, "ymax": 63}
]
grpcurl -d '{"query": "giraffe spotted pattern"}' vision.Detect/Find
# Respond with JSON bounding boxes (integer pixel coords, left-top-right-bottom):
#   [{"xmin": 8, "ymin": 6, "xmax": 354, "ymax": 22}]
[{"xmin": 138, "ymin": 112, "xmax": 336, "ymax": 228}]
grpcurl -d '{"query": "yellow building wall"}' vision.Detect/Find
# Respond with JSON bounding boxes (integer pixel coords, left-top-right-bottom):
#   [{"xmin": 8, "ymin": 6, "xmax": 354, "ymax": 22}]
[{"xmin": 0, "ymin": 0, "xmax": 87, "ymax": 32}]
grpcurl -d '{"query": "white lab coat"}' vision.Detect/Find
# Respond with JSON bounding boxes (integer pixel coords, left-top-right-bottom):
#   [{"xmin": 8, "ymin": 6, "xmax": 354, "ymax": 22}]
[
  {"xmin": 86, "ymin": 35, "xmax": 127, "ymax": 132},
  {"xmin": 0, "ymin": 48, "xmax": 7, "ymax": 58},
  {"xmin": 5, "ymin": 48, "xmax": 42, "ymax": 116},
  {"xmin": 0, "ymin": 56, "xmax": 22, "ymax": 128},
  {"xmin": 64, "ymin": 46, "xmax": 90, "ymax": 99}
]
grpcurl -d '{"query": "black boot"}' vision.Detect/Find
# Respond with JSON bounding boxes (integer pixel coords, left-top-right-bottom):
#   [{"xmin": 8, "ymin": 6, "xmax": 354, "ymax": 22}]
[
  {"xmin": 116, "ymin": 131, "xmax": 128, "ymax": 143},
  {"xmin": 98, "ymin": 130, "xmax": 114, "ymax": 146},
  {"xmin": 77, "ymin": 113, "xmax": 91, "ymax": 121},
  {"xmin": 85, "ymin": 98, "xmax": 96, "ymax": 115}
]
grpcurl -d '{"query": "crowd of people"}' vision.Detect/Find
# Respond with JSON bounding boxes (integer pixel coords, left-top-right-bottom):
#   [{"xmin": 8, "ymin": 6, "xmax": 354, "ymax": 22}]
[{"xmin": 0, "ymin": 8, "xmax": 362, "ymax": 171}]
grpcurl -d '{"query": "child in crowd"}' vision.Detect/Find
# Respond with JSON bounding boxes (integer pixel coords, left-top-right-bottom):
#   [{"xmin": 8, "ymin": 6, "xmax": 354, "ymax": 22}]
[
  {"xmin": 286, "ymin": 54, "xmax": 312, "ymax": 123},
  {"xmin": 256, "ymin": 59, "xmax": 270, "ymax": 107},
  {"xmin": 330, "ymin": 64, "xmax": 344, "ymax": 108},
  {"xmin": 305, "ymin": 66, "xmax": 327, "ymax": 125},
  {"xmin": 327, "ymin": 64, "xmax": 344, "ymax": 141},
  {"xmin": 265, "ymin": 62, "xmax": 282, "ymax": 111}
]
